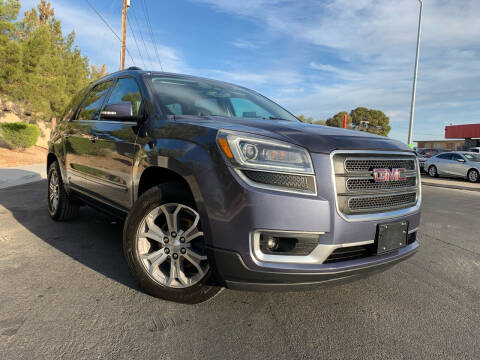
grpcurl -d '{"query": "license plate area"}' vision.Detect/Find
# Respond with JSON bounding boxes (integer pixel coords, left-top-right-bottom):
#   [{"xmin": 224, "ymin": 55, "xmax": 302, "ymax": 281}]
[{"xmin": 376, "ymin": 221, "xmax": 408, "ymax": 255}]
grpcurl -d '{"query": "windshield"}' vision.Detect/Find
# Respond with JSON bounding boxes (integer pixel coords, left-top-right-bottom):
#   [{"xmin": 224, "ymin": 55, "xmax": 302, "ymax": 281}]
[
  {"xmin": 463, "ymin": 153, "xmax": 480, "ymax": 162},
  {"xmin": 147, "ymin": 75, "xmax": 298, "ymax": 122}
]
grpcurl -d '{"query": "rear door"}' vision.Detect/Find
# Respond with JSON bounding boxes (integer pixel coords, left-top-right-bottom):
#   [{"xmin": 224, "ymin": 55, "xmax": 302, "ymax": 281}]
[
  {"xmin": 86, "ymin": 76, "xmax": 144, "ymax": 210},
  {"xmin": 65, "ymin": 81, "xmax": 113, "ymax": 191}
]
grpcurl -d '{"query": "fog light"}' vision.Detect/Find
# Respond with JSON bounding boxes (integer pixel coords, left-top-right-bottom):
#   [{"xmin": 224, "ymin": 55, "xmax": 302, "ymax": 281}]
[{"xmin": 266, "ymin": 236, "xmax": 279, "ymax": 251}]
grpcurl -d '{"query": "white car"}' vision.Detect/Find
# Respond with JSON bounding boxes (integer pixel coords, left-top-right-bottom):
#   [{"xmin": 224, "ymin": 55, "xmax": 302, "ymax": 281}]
[
  {"xmin": 469, "ymin": 147, "xmax": 480, "ymax": 153},
  {"xmin": 424, "ymin": 151, "xmax": 480, "ymax": 183}
]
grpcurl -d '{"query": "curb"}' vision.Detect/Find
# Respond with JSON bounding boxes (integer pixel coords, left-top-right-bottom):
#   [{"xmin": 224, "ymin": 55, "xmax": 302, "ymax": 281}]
[{"xmin": 421, "ymin": 181, "xmax": 480, "ymax": 192}]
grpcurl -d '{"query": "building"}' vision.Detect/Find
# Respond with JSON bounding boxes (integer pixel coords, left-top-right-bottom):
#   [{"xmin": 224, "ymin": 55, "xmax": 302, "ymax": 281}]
[
  {"xmin": 445, "ymin": 123, "xmax": 480, "ymax": 148},
  {"xmin": 415, "ymin": 139, "xmax": 465, "ymax": 150},
  {"xmin": 416, "ymin": 123, "xmax": 480, "ymax": 151}
]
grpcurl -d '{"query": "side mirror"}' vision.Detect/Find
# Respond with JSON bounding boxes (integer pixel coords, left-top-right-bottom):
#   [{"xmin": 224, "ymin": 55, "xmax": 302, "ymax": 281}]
[
  {"xmin": 456, "ymin": 158, "xmax": 465, "ymax": 163},
  {"xmin": 100, "ymin": 102, "xmax": 136, "ymax": 120}
]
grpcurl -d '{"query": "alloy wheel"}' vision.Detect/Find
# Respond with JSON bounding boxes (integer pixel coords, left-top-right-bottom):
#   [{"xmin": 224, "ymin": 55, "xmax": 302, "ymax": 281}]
[
  {"xmin": 48, "ymin": 170, "xmax": 60, "ymax": 213},
  {"xmin": 468, "ymin": 170, "xmax": 479, "ymax": 182},
  {"xmin": 429, "ymin": 166, "xmax": 437, "ymax": 177},
  {"xmin": 135, "ymin": 203, "xmax": 209, "ymax": 288}
]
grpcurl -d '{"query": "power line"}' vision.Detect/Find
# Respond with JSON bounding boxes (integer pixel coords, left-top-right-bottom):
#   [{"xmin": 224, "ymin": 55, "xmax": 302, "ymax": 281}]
[
  {"xmin": 141, "ymin": 0, "xmax": 164, "ymax": 71},
  {"xmin": 128, "ymin": 16, "xmax": 146, "ymax": 68},
  {"xmin": 130, "ymin": 5, "xmax": 153, "ymax": 69},
  {"xmin": 83, "ymin": 0, "xmax": 136, "ymax": 67}
]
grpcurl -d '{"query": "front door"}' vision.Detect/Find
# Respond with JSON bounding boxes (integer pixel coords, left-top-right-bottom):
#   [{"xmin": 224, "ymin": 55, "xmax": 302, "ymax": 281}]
[{"xmin": 86, "ymin": 77, "xmax": 144, "ymax": 210}]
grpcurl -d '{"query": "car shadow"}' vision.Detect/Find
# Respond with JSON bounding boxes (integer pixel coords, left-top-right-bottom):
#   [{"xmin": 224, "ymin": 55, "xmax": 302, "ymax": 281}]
[
  {"xmin": 0, "ymin": 168, "xmax": 44, "ymax": 189},
  {"xmin": 0, "ymin": 179, "xmax": 141, "ymax": 291}
]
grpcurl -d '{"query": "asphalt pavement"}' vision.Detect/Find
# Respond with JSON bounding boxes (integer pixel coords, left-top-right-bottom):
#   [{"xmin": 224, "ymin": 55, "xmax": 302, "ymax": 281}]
[{"xmin": 0, "ymin": 181, "xmax": 479, "ymax": 359}]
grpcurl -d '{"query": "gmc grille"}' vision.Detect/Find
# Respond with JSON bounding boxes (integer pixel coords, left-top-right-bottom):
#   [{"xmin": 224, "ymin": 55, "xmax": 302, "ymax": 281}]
[{"xmin": 332, "ymin": 153, "xmax": 420, "ymax": 215}]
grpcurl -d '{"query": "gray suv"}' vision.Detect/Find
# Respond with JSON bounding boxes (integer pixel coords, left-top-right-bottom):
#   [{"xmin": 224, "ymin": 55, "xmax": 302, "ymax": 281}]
[{"xmin": 47, "ymin": 68, "xmax": 421, "ymax": 303}]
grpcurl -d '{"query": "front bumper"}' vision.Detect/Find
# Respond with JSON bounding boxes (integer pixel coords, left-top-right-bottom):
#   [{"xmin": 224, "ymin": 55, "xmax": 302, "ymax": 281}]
[
  {"xmin": 209, "ymin": 241, "xmax": 418, "ymax": 290},
  {"xmin": 197, "ymin": 152, "xmax": 421, "ymax": 290}
]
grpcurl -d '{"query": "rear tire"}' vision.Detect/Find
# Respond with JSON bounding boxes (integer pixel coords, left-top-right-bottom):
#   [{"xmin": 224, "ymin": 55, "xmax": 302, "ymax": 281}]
[
  {"xmin": 123, "ymin": 183, "xmax": 221, "ymax": 304},
  {"xmin": 47, "ymin": 161, "xmax": 79, "ymax": 221},
  {"xmin": 467, "ymin": 169, "xmax": 479, "ymax": 183},
  {"xmin": 428, "ymin": 165, "xmax": 438, "ymax": 178}
]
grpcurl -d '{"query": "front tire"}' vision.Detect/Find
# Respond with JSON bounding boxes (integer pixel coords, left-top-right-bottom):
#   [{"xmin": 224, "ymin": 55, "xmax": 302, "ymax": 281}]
[
  {"xmin": 123, "ymin": 183, "xmax": 221, "ymax": 304},
  {"xmin": 428, "ymin": 165, "xmax": 438, "ymax": 178},
  {"xmin": 47, "ymin": 161, "xmax": 79, "ymax": 221},
  {"xmin": 467, "ymin": 169, "xmax": 479, "ymax": 183}
]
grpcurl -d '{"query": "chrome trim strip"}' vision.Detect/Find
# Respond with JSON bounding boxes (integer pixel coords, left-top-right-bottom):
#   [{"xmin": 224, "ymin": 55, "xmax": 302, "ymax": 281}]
[
  {"xmin": 330, "ymin": 150, "xmax": 422, "ymax": 222},
  {"xmin": 250, "ymin": 229, "xmax": 374, "ymax": 264},
  {"xmin": 234, "ymin": 168, "xmax": 318, "ymax": 197},
  {"xmin": 408, "ymin": 227, "xmax": 419, "ymax": 234},
  {"xmin": 72, "ymin": 119, "xmax": 137, "ymax": 126}
]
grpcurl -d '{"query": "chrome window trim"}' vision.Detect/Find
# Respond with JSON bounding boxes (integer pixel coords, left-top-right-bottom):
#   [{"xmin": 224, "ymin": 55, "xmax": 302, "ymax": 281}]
[
  {"xmin": 330, "ymin": 150, "xmax": 422, "ymax": 222},
  {"xmin": 70, "ymin": 119, "xmax": 137, "ymax": 126},
  {"xmin": 250, "ymin": 229, "xmax": 374, "ymax": 264},
  {"xmin": 234, "ymin": 168, "xmax": 318, "ymax": 196}
]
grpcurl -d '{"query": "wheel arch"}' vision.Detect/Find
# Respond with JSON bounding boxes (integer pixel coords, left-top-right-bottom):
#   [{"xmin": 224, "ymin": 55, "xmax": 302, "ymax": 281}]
[
  {"xmin": 47, "ymin": 152, "xmax": 58, "ymax": 172},
  {"xmin": 136, "ymin": 166, "xmax": 196, "ymax": 204}
]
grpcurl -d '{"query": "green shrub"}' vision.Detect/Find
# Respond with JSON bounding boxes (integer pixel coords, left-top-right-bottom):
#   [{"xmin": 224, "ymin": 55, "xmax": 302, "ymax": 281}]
[{"xmin": 0, "ymin": 122, "xmax": 40, "ymax": 149}]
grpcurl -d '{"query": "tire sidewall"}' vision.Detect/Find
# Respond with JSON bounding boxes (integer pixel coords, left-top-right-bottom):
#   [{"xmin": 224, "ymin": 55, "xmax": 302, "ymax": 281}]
[
  {"xmin": 468, "ymin": 169, "xmax": 479, "ymax": 183},
  {"xmin": 123, "ymin": 183, "xmax": 220, "ymax": 304}
]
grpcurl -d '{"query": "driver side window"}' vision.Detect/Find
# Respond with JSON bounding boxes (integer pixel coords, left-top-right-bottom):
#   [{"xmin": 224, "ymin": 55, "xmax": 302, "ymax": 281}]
[{"xmin": 104, "ymin": 77, "xmax": 143, "ymax": 117}]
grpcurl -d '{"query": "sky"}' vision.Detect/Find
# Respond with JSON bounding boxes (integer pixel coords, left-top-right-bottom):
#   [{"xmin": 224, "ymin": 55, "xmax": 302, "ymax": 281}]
[{"xmin": 20, "ymin": 0, "xmax": 480, "ymax": 144}]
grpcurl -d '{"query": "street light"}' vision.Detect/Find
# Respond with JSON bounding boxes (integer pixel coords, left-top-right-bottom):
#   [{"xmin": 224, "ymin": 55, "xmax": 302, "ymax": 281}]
[{"xmin": 407, "ymin": 0, "xmax": 424, "ymax": 147}]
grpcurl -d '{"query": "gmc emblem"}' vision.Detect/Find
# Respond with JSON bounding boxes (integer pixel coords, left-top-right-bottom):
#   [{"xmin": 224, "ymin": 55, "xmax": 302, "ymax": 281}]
[{"xmin": 373, "ymin": 168, "xmax": 407, "ymax": 182}]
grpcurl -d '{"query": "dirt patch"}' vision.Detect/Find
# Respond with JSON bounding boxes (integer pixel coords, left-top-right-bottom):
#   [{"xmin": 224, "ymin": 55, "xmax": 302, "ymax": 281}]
[{"xmin": 0, "ymin": 146, "xmax": 47, "ymax": 168}]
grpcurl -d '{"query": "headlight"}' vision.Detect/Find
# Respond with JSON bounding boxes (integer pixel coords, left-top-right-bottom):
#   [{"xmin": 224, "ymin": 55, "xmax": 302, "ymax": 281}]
[
  {"xmin": 217, "ymin": 130, "xmax": 316, "ymax": 195},
  {"xmin": 217, "ymin": 130, "xmax": 314, "ymax": 174}
]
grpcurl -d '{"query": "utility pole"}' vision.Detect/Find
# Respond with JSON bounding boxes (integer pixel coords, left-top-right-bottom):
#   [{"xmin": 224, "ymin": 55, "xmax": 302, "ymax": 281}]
[
  {"xmin": 120, "ymin": 0, "xmax": 130, "ymax": 70},
  {"xmin": 407, "ymin": 0, "xmax": 424, "ymax": 147}
]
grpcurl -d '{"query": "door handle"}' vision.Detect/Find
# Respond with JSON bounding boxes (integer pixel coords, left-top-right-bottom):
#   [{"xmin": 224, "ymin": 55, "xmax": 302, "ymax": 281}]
[{"xmin": 90, "ymin": 135, "xmax": 98, "ymax": 143}]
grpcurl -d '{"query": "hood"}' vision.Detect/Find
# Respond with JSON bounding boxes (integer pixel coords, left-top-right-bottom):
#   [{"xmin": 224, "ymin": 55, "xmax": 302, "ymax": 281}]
[{"xmin": 173, "ymin": 115, "xmax": 412, "ymax": 154}]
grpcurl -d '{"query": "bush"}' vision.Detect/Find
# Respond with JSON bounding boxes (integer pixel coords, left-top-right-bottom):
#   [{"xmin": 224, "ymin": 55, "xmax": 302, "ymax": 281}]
[{"xmin": 0, "ymin": 122, "xmax": 40, "ymax": 149}]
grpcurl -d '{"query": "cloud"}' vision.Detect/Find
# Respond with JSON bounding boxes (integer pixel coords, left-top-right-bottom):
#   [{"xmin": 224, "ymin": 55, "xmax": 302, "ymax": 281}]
[
  {"xmin": 230, "ymin": 39, "xmax": 260, "ymax": 49},
  {"xmin": 193, "ymin": 0, "xmax": 480, "ymax": 141}
]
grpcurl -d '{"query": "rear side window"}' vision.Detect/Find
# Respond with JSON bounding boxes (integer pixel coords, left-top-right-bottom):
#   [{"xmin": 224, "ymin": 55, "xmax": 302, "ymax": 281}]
[
  {"xmin": 436, "ymin": 153, "xmax": 452, "ymax": 160},
  {"xmin": 104, "ymin": 77, "xmax": 143, "ymax": 117},
  {"xmin": 451, "ymin": 154, "xmax": 463, "ymax": 161},
  {"xmin": 77, "ymin": 81, "xmax": 113, "ymax": 120}
]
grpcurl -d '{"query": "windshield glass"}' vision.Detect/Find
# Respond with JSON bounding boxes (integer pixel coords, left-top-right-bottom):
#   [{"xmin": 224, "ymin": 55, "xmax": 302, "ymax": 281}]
[
  {"xmin": 463, "ymin": 153, "xmax": 480, "ymax": 162},
  {"xmin": 147, "ymin": 75, "xmax": 298, "ymax": 122}
]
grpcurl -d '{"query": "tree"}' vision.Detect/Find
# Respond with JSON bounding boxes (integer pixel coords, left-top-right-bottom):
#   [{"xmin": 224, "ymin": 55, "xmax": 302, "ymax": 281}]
[
  {"xmin": 0, "ymin": 0, "xmax": 106, "ymax": 119},
  {"xmin": 91, "ymin": 64, "xmax": 107, "ymax": 80},
  {"xmin": 298, "ymin": 114, "xmax": 313, "ymax": 123},
  {"xmin": 350, "ymin": 107, "xmax": 391, "ymax": 136},
  {"xmin": 326, "ymin": 111, "xmax": 352, "ymax": 128},
  {"xmin": 325, "ymin": 108, "xmax": 391, "ymax": 136}
]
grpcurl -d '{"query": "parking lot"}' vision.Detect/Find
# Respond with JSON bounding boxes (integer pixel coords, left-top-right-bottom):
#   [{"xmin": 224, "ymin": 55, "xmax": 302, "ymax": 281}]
[{"xmin": 0, "ymin": 181, "xmax": 479, "ymax": 360}]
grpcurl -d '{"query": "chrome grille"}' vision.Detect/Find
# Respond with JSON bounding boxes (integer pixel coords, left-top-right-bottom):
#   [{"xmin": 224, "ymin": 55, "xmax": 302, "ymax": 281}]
[
  {"xmin": 346, "ymin": 176, "xmax": 416, "ymax": 191},
  {"xmin": 345, "ymin": 159, "xmax": 416, "ymax": 172},
  {"xmin": 333, "ymin": 152, "xmax": 420, "ymax": 215},
  {"xmin": 348, "ymin": 192, "xmax": 417, "ymax": 211}
]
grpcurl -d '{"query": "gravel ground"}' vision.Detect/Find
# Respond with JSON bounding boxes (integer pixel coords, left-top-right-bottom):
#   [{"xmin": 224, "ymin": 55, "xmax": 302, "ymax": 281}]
[{"xmin": 0, "ymin": 182, "xmax": 479, "ymax": 360}]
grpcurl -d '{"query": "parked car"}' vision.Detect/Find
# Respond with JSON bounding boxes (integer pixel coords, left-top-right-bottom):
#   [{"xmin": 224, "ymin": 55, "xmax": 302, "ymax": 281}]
[
  {"xmin": 468, "ymin": 147, "xmax": 480, "ymax": 153},
  {"xmin": 425, "ymin": 151, "xmax": 480, "ymax": 183},
  {"xmin": 415, "ymin": 151, "xmax": 428, "ymax": 172},
  {"xmin": 416, "ymin": 148, "xmax": 446, "ymax": 158},
  {"xmin": 47, "ymin": 68, "xmax": 421, "ymax": 303}
]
